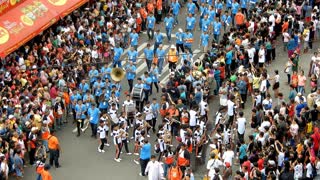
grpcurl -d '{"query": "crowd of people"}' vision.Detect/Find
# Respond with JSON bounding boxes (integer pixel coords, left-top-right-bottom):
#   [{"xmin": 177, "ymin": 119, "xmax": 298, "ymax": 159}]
[{"xmin": 0, "ymin": 0, "xmax": 320, "ymax": 179}]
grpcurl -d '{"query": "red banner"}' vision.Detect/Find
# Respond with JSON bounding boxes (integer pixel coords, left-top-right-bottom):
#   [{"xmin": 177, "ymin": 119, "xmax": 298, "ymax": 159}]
[
  {"xmin": 0, "ymin": 0, "xmax": 27, "ymax": 15},
  {"xmin": 0, "ymin": 0, "xmax": 88, "ymax": 58}
]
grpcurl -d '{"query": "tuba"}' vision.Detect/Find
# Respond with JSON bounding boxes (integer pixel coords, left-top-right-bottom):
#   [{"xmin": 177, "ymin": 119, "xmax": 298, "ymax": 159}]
[{"xmin": 111, "ymin": 68, "xmax": 125, "ymax": 82}]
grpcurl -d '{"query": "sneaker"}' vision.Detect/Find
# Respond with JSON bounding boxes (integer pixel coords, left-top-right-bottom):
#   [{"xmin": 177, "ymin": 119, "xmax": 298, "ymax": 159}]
[
  {"xmin": 101, "ymin": 150, "xmax": 105, "ymax": 153},
  {"xmin": 98, "ymin": 148, "xmax": 102, "ymax": 153},
  {"xmin": 114, "ymin": 158, "xmax": 121, "ymax": 162},
  {"xmin": 127, "ymin": 152, "xmax": 132, "ymax": 155},
  {"xmin": 105, "ymin": 143, "xmax": 110, "ymax": 147},
  {"xmin": 130, "ymin": 124, "xmax": 134, "ymax": 127},
  {"xmin": 134, "ymin": 153, "xmax": 139, "ymax": 156},
  {"xmin": 139, "ymin": 173, "xmax": 143, "ymax": 176},
  {"xmin": 120, "ymin": 151, "xmax": 123, "ymax": 154},
  {"xmin": 197, "ymin": 155, "xmax": 201, "ymax": 158},
  {"xmin": 81, "ymin": 128, "xmax": 85, "ymax": 132},
  {"xmin": 118, "ymin": 158, "xmax": 122, "ymax": 161},
  {"xmin": 134, "ymin": 160, "xmax": 140, "ymax": 165}
]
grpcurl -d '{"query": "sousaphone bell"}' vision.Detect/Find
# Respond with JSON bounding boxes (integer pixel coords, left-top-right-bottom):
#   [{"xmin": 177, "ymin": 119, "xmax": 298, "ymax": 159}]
[{"xmin": 111, "ymin": 67, "xmax": 125, "ymax": 82}]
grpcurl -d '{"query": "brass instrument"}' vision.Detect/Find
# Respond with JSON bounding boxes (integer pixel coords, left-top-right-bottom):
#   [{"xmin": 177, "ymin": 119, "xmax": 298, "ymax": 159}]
[{"xmin": 111, "ymin": 68, "xmax": 126, "ymax": 82}]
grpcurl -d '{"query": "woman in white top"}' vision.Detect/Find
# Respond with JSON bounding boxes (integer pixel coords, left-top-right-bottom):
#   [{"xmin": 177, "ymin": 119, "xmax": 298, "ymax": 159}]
[
  {"xmin": 290, "ymin": 119, "xmax": 299, "ymax": 143},
  {"xmin": 258, "ymin": 45, "xmax": 266, "ymax": 68}
]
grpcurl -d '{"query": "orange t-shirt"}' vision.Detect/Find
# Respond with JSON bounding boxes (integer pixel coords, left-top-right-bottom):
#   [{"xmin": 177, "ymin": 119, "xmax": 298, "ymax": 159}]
[
  {"xmin": 42, "ymin": 130, "xmax": 50, "ymax": 140},
  {"xmin": 41, "ymin": 170, "xmax": 52, "ymax": 180},
  {"xmin": 147, "ymin": 2, "xmax": 155, "ymax": 13},
  {"xmin": 140, "ymin": 8, "xmax": 148, "ymax": 19},
  {"xmin": 282, "ymin": 22, "xmax": 288, "ymax": 32},
  {"xmin": 48, "ymin": 135, "xmax": 59, "ymax": 150},
  {"xmin": 235, "ymin": 13, "xmax": 245, "ymax": 25},
  {"xmin": 63, "ymin": 92, "xmax": 70, "ymax": 105},
  {"xmin": 156, "ymin": 0, "xmax": 162, "ymax": 10}
]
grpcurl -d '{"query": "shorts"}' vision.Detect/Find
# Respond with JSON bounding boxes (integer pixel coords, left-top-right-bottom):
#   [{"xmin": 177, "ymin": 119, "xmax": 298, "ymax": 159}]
[{"xmin": 273, "ymin": 82, "xmax": 279, "ymax": 90}]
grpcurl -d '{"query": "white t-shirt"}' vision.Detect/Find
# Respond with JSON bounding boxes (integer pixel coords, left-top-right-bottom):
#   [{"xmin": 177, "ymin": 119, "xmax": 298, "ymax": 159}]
[
  {"xmin": 237, "ymin": 117, "xmax": 246, "ymax": 135},
  {"xmin": 294, "ymin": 163, "xmax": 303, "ymax": 179},
  {"xmin": 206, "ymin": 159, "xmax": 224, "ymax": 178},
  {"xmin": 283, "ymin": 32, "xmax": 290, "ymax": 42},
  {"xmin": 222, "ymin": 150, "xmax": 235, "ymax": 165},
  {"xmin": 189, "ymin": 110, "xmax": 197, "ymax": 127},
  {"xmin": 306, "ymin": 162, "xmax": 313, "ymax": 178},
  {"xmin": 260, "ymin": 79, "xmax": 267, "ymax": 93},
  {"xmin": 258, "ymin": 48, "xmax": 265, "ymax": 63},
  {"xmin": 227, "ymin": 100, "xmax": 235, "ymax": 116},
  {"xmin": 97, "ymin": 125, "xmax": 108, "ymax": 139}
]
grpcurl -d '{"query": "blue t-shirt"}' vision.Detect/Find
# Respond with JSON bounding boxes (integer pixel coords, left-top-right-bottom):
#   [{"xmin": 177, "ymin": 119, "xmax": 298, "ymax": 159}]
[
  {"xmin": 213, "ymin": 21, "xmax": 222, "ymax": 35},
  {"xmin": 200, "ymin": 33, "xmax": 209, "ymax": 46},
  {"xmin": 176, "ymin": 32, "xmax": 184, "ymax": 44},
  {"xmin": 79, "ymin": 83, "xmax": 90, "ymax": 93},
  {"xmin": 231, "ymin": 2, "xmax": 239, "ymax": 14},
  {"xmin": 88, "ymin": 107, "xmax": 100, "ymax": 124},
  {"xmin": 89, "ymin": 69, "xmax": 99, "ymax": 83},
  {"xmin": 186, "ymin": 17, "xmax": 196, "ymax": 30},
  {"xmin": 125, "ymin": 64, "xmax": 136, "ymax": 80},
  {"xmin": 114, "ymin": 47, "xmax": 123, "ymax": 61},
  {"xmin": 164, "ymin": 17, "xmax": 174, "ymax": 29},
  {"xmin": 171, "ymin": 2, "xmax": 181, "ymax": 15},
  {"xmin": 155, "ymin": 33, "xmax": 164, "ymax": 44},
  {"xmin": 226, "ymin": 0, "xmax": 232, "ymax": 8},
  {"xmin": 187, "ymin": 2, "xmax": 196, "ymax": 14},
  {"xmin": 144, "ymin": 48, "xmax": 154, "ymax": 60},
  {"xmin": 128, "ymin": 50, "xmax": 138, "ymax": 63},
  {"xmin": 144, "ymin": 77, "xmax": 152, "ymax": 90},
  {"xmin": 226, "ymin": 50, "xmax": 233, "ymax": 65},
  {"xmin": 140, "ymin": 143, "xmax": 152, "ymax": 160},
  {"xmin": 240, "ymin": 0, "xmax": 247, "ymax": 8},
  {"xmin": 208, "ymin": 10, "xmax": 216, "ymax": 21},
  {"xmin": 239, "ymin": 144, "xmax": 248, "ymax": 159},
  {"xmin": 156, "ymin": 48, "xmax": 166, "ymax": 59},
  {"xmin": 130, "ymin": 33, "xmax": 139, "ymax": 46},
  {"xmin": 147, "ymin": 16, "xmax": 156, "ymax": 29},
  {"xmin": 201, "ymin": 19, "xmax": 210, "ymax": 32},
  {"xmin": 75, "ymin": 104, "xmax": 87, "ymax": 119}
]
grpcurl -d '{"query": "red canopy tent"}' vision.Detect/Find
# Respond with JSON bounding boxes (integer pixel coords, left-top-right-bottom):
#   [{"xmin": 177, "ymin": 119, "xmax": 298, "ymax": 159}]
[{"xmin": 0, "ymin": 0, "xmax": 88, "ymax": 58}]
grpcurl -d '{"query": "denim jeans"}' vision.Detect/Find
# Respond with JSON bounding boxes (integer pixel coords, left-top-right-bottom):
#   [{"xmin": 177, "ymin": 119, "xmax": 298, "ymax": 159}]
[
  {"xmin": 147, "ymin": 28, "xmax": 154, "ymax": 40},
  {"xmin": 90, "ymin": 122, "xmax": 98, "ymax": 137},
  {"xmin": 214, "ymin": 34, "xmax": 220, "ymax": 43},
  {"xmin": 112, "ymin": 60, "xmax": 122, "ymax": 68},
  {"xmin": 140, "ymin": 158, "xmax": 150, "ymax": 176},
  {"xmin": 297, "ymin": 86, "xmax": 305, "ymax": 95},
  {"xmin": 146, "ymin": 60, "xmax": 152, "ymax": 71},
  {"xmin": 166, "ymin": 28, "xmax": 172, "ymax": 41},
  {"xmin": 42, "ymin": 140, "xmax": 49, "ymax": 152},
  {"xmin": 173, "ymin": 14, "xmax": 179, "ymax": 25},
  {"xmin": 158, "ymin": 58, "xmax": 164, "ymax": 74},
  {"xmin": 163, "ymin": 163, "xmax": 172, "ymax": 177},
  {"xmin": 49, "ymin": 149, "xmax": 60, "ymax": 167}
]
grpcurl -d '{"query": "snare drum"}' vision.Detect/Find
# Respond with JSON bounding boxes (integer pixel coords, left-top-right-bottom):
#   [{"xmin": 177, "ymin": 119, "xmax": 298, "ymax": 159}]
[
  {"xmin": 126, "ymin": 103, "xmax": 136, "ymax": 118},
  {"xmin": 131, "ymin": 87, "xmax": 144, "ymax": 101}
]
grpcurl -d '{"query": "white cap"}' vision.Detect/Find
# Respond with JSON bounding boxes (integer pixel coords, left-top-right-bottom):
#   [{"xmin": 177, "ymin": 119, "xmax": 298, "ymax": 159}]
[
  {"xmin": 8, "ymin": 115, "xmax": 14, "ymax": 119},
  {"xmin": 297, "ymin": 92, "xmax": 302, "ymax": 96},
  {"xmin": 170, "ymin": 44, "xmax": 176, "ymax": 49},
  {"xmin": 31, "ymin": 127, "xmax": 38, "ymax": 131},
  {"xmin": 178, "ymin": 28, "xmax": 183, "ymax": 33}
]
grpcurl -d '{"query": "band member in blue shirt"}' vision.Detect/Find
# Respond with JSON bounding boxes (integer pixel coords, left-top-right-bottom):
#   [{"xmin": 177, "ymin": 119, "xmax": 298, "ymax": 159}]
[
  {"xmin": 150, "ymin": 63, "xmax": 160, "ymax": 93},
  {"xmin": 170, "ymin": 0, "xmax": 181, "ymax": 25},
  {"xmin": 129, "ymin": 29, "xmax": 139, "ymax": 50},
  {"xmin": 164, "ymin": 13, "xmax": 175, "ymax": 42},
  {"xmin": 144, "ymin": 43, "xmax": 154, "ymax": 71},
  {"xmin": 185, "ymin": 13, "xmax": 196, "ymax": 32},
  {"xmin": 127, "ymin": 47, "xmax": 138, "ymax": 65},
  {"xmin": 134, "ymin": 78, "xmax": 144, "ymax": 111},
  {"xmin": 125, "ymin": 61, "xmax": 137, "ymax": 93},
  {"xmin": 156, "ymin": 44, "xmax": 167, "ymax": 74},
  {"xmin": 113, "ymin": 45, "xmax": 124, "ymax": 68},
  {"xmin": 143, "ymin": 72, "xmax": 152, "ymax": 103},
  {"xmin": 176, "ymin": 28, "xmax": 185, "ymax": 53},
  {"xmin": 146, "ymin": 13, "xmax": 156, "ymax": 40},
  {"xmin": 154, "ymin": 30, "xmax": 164, "ymax": 55},
  {"xmin": 88, "ymin": 103, "xmax": 101, "ymax": 138},
  {"xmin": 75, "ymin": 100, "xmax": 87, "ymax": 137}
]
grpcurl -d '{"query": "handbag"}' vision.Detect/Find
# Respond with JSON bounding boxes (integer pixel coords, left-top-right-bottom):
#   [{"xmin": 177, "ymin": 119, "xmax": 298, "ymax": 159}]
[{"xmin": 153, "ymin": 57, "xmax": 158, "ymax": 64}]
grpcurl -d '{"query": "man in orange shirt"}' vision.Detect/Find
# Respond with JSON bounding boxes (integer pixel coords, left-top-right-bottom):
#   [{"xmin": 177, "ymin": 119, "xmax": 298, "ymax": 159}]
[
  {"xmin": 48, "ymin": 130, "xmax": 61, "ymax": 168},
  {"xmin": 41, "ymin": 164, "xmax": 53, "ymax": 180},
  {"xmin": 234, "ymin": 9, "xmax": 245, "ymax": 29}
]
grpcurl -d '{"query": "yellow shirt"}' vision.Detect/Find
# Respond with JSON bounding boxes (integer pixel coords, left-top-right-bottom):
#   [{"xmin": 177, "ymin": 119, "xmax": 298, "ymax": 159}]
[{"xmin": 307, "ymin": 122, "xmax": 313, "ymax": 134}]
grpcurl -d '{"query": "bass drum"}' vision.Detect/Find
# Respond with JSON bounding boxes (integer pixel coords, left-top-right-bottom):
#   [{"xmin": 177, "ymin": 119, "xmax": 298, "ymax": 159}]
[{"xmin": 131, "ymin": 87, "xmax": 144, "ymax": 102}]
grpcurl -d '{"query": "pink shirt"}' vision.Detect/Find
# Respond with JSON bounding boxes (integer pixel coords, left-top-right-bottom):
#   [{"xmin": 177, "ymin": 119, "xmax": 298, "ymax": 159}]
[{"xmin": 298, "ymin": 75, "xmax": 306, "ymax": 86}]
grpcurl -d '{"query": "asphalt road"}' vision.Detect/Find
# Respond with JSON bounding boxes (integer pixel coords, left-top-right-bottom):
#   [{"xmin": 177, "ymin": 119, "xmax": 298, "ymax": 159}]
[{"xmin": 23, "ymin": 5, "xmax": 319, "ymax": 180}]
